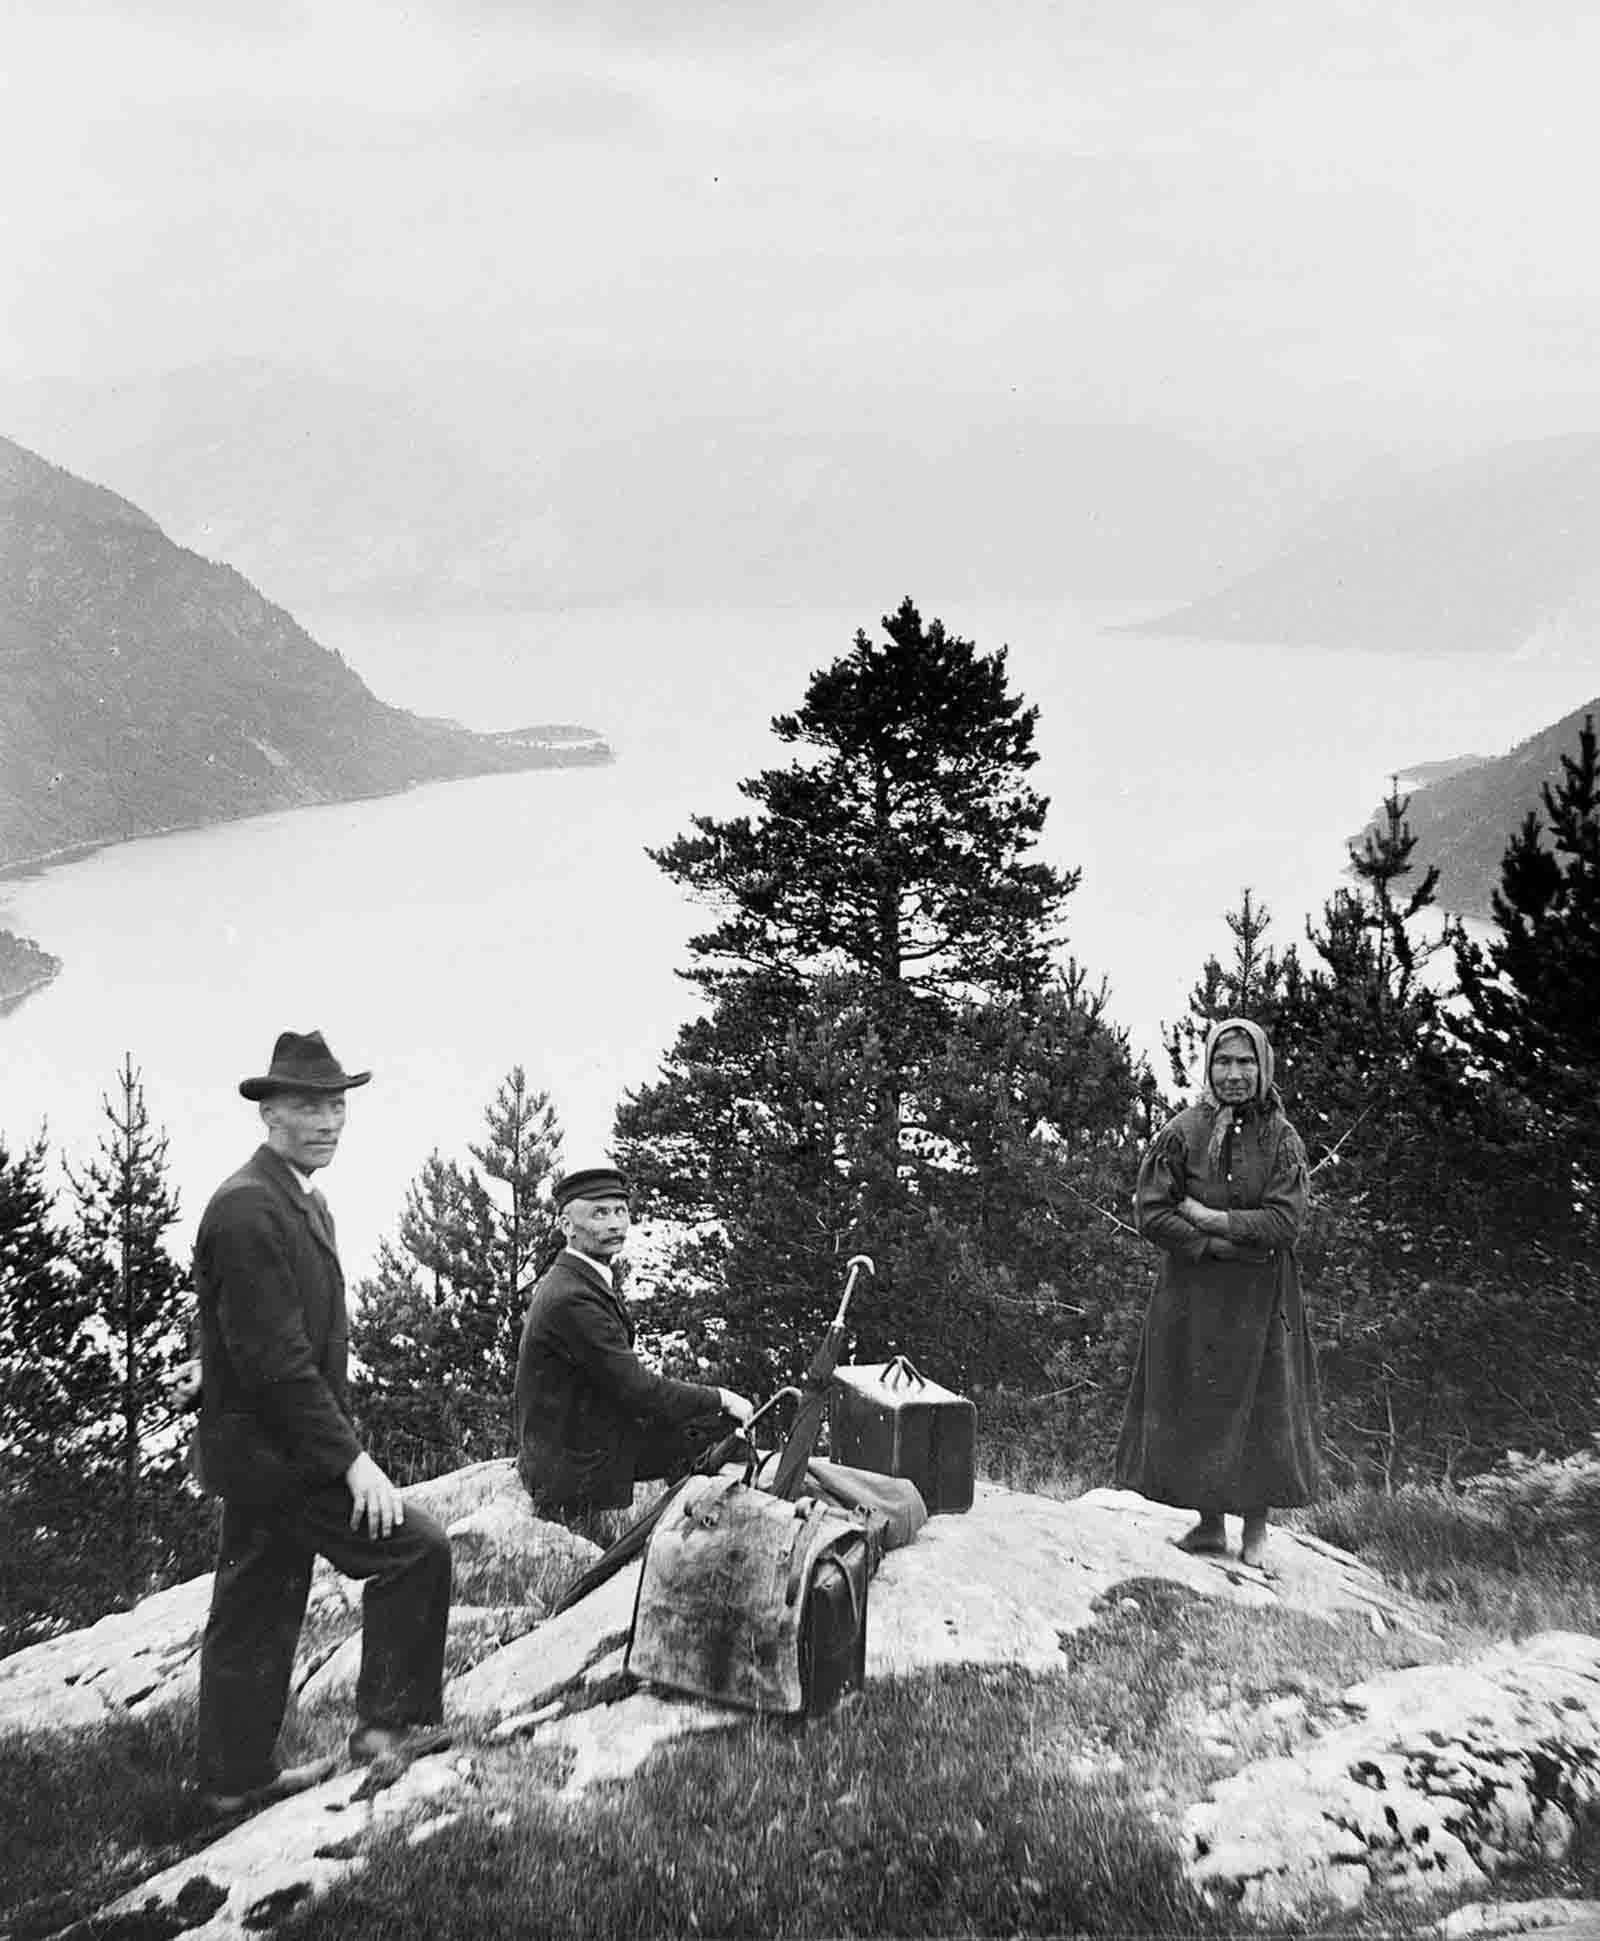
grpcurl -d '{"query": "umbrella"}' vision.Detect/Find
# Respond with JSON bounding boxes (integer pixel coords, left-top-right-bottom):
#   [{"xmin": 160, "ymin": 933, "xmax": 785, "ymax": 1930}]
[
  {"xmin": 766, "ymin": 1253, "xmax": 875, "ymax": 1500},
  {"xmin": 549, "ymin": 1387, "xmax": 800, "ymax": 1616}
]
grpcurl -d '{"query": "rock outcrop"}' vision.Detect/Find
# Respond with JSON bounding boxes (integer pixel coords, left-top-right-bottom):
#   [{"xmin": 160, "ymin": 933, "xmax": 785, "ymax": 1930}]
[
  {"xmin": 0, "ymin": 1461, "xmax": 595, "ymax": 1735},
  {"xmin": 89, "ymin": 1751, "xmax": 472, "ymax": 1941},
  {"xmin": 1437, "ymin": 1900, "xmax": 1600, "ymax": 1940},
  {"xmin": 1185, "ymin": 1631, "xmax": 1600, "ymax": 1920},
  {"xmin": 12, "ymin": 1464, "xmax": 1599, "ymax": 1941}
]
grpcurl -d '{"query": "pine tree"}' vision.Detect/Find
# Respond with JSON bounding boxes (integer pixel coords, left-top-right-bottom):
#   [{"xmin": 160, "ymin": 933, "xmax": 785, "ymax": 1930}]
[
  {"xmin": 656, "ymin": 598, "xmax": 1072, "ymax": 1003},
  {"xmin": 469, "ymin": 1067, "xmax": 564, "ymax": 1376},
  {"xmin": 1454, "ymin": 713, "xmax": 1600, "ymax": 1235},
  {"xmin": 620, "ymin": 600, "xmax": 1135, "ymax": 1392},
  {"xmin": 351, "ymin": 1071, "xmax": 563, "ymax": 1477},
  {"xmin": 0, "ymin": 1129, "xmax": 88, "ymax": 1649},
  {"xmin": 0, "ymin": 1128, "xmax": 93, "ymax": 1484},
  {"xmin": 66, "ymin": 1056, "xmax": 191, "ymax": 1604},
  {"xmin": 1173, "ymin": 788, "xmax": 1600, "ymax": 1481},
  {"xmin": 1162, "ymin": 887, "xmax": 1303, "ymax": 1098},
  {"xmin": 648, "ymin": 597, "xmax": 1076, "ymax": 1177}
]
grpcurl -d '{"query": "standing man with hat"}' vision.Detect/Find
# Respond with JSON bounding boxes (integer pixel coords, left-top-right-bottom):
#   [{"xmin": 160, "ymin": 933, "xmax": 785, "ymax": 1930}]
[
  {"xmin": 190, "ymin": 1030, "xmax": 453, "ymax": 1816},
  {"xmin": 514, "ymin": 1162, "xmax": 753, "ymax": 1531}
]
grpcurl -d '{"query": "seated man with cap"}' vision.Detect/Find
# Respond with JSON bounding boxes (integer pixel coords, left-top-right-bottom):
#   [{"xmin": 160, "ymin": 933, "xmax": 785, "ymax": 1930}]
[{"xmin": 515, "ymin": 1161, "xmax": 753, "ymax": 1530}]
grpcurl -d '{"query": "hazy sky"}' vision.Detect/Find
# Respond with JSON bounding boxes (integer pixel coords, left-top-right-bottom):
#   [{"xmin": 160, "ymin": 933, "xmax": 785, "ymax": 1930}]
[{"xmin": 4, "ymin": 0, "xmax": 1598, "ymax": 444}]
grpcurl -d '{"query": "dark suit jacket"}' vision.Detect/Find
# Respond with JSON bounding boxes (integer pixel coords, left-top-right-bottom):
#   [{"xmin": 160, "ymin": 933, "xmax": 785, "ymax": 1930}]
[
  {"xmin": 191, "ymin": 1144, "xmax": 364, "ymax": 1502},
  {"xmin": 514, "ymin": 1249, "xmax": 722, "ymax": 1510}
]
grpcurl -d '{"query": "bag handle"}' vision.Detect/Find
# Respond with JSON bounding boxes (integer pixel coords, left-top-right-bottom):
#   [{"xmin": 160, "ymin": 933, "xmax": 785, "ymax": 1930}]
[
  {"xmin": 735, "ymin": 1384, "xmax": 802, "ymax": 1487},
  {"xmin": 881, "ymin": 1354, "xmax": 925, "ymax": 1390}
]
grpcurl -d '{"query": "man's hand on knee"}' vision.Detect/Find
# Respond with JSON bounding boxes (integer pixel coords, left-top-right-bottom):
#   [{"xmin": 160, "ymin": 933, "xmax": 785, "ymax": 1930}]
[{"xmin": 343, "ymin": 1451, "xmax": 405, "ymax": 1537}]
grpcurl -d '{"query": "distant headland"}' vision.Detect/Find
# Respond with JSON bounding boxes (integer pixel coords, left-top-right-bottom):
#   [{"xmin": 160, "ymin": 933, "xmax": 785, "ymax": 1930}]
[
  {"xmin": 0, "ymin": 929, "xmax": 62, "ymax": 1013},
  {"xmin": 0, "ymin": 431, "xmax": 616, "ymax": 1002}
]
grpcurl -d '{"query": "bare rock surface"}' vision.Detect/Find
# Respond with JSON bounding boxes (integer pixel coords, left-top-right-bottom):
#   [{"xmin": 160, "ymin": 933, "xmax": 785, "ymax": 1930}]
[
  {"xmin": 404, "ymin": 1460, "xmax": 597, "ymax": 1582},
  {"xmin": 20, "ymin": 1464, "xmax": 1600, "ymax": 1941},
  {"xmin": 1184, "ymin": 1631, "xmax": 1600, "ymax": 1920},
  {"xmin": 443, "ymin": 1480, "xmax": 1423, "ymax": 1734},
  {"xmin": 530, "ymin": 1689, "xmax": 738, "ymax": 1797},
  {"xmin": 0, "ymin": 1570, "xmax": 360, "ymax": 1734},
  {"xmin": 864, "ymin": 1484, "xmax": 1425, "ymax": 1678},
  {"xmin": 0, "ymin": 1574, "xmax": 217, "ymax": 1730},
  {"xmin": 90, "ymin": 1751, "xmax": 466, "ymax": 1941},
  {"xmin": 447, "ymin": 1560, "xmax": 642, "ymax": 1720},
  {"xmin": 298, "ymin": 1603, "xmax": 539, "ymax": 1707},
  {"xmin": 1438, "ymin": 1900, "xmax": 1600, "ymax": 1939},
  {"xmin": 0, "ymin": 1460, "xmax": 592, "ymax": 1734}
]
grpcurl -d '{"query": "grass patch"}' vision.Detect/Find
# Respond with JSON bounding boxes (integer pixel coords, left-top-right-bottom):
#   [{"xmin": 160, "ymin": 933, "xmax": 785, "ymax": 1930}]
[
  {"xmin": 1294, "ymin": 1483, "xmax": 1600, "ymax": 1643},
  {"xmin": 450, "ymin": 1537, "xmax": 586, "ymax": 1614},
  {"xmin": 10, "ymin": 1475, "xmax": 1600, "ymax": 1939},
  {"xmin": 972, "ymin": 1388, "xmax": 1095, "ymax": 1500},
  {"xmin": 283, "ymin": 1579, "xmax": 1445, "ymax": 1941},
  {"xmin": 0, "ymin": 1691, "xmax": 373, "ymax": 1937},
  {"xmin": 0, "ymin": 1706, "xmax": 222, "ymax": 1939},
  {"xmin": 286, "ymin": 1668, "xmax": 1231, "ymax": 1941}
]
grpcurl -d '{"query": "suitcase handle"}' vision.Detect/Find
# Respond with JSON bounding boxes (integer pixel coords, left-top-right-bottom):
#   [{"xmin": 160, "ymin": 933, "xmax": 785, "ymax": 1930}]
[{"xmin": 881, "ymin": 1354, "xmax": 926, "ymax": 1390}]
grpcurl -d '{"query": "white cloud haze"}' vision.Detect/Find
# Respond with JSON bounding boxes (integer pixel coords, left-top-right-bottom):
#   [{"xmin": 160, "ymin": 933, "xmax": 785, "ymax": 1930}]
[{"xmin": 3, "ymin": 0, "xmax": 1596, "ymax": 442}]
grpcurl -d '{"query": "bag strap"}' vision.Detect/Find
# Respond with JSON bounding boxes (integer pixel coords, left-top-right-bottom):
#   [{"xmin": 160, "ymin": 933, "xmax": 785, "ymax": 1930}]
[
  {"xmin": 814, "ymin": 1531, "xmax": 869, "ymax": 1628},
  {"xmin": 882, "ymin": 1354, "xmax": 925, "ymax": 1390},
  {"xmin": 784, "ymin": 1498, "xmax": 830, "ymax": 1606}
]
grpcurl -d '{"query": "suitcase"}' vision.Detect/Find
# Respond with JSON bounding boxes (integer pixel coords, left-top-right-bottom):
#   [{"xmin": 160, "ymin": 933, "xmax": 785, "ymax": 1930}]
[
  {"xmin": 828, "ymin": 1355, "xmax": 977, "ymax": 1515},
  {"xmin": 626, "ymin": 1473, "xmax": 869, "ymax": 1716}
]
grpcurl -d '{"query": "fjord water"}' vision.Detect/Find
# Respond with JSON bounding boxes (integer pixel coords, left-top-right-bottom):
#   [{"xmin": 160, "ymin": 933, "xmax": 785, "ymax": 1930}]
[{"xmin": 1, "ymin": 599, "xmax": 1587, "ymax": 1281}]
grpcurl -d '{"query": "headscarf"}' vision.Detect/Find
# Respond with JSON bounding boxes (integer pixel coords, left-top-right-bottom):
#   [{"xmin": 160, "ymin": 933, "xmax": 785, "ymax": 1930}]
[{"xmin": 1198, "ymin": 1016, "xmax": 1284, "ymax": 1174}]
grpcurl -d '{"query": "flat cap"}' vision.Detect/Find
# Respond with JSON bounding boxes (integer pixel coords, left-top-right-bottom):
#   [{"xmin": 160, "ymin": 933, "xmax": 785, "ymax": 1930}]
[{"xmin": 554, "ymin": 1164, "xmax": 629, "ymax": 1208}]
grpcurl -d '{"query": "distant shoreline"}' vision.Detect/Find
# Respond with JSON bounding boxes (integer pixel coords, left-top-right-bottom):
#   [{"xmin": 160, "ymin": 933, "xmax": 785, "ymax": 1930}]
[
  {"xmin": 0, "ymin": 740, "xmax": 615, "ymax": 886},
  {"xmin": 0, "ymin": 752, "xmax": 614, "ymax": 1005},
  {"xmin": 0, "ymin": 923, "xmax": 63, "ymax": 1015},
  {"xmin": 0, "ymin": 968, "xmax": 61, "ymax": 1016}
]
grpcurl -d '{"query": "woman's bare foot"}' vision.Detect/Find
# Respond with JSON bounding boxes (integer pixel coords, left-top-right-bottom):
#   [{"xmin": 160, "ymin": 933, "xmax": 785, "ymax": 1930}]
[
  {"xmin": 1240, "ymin": 1511, "xmax": 1269, "ymax": 1567},
  {"xmin": 1176, "ymin": 1514, "xmax": 1228, "ymax": 1555}
]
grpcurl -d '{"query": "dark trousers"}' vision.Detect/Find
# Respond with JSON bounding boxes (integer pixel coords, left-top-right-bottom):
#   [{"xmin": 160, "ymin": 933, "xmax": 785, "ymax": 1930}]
[
  {"xmin": 525, "ymin": 1417, "xmax": 731, "ymax": 1539},
  {"xmin": 195, "ymin": 1484, "xmax": 453, "ymax": 1793}
]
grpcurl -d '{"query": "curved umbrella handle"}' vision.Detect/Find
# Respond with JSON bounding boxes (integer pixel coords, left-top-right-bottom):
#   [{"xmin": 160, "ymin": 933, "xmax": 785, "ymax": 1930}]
[
  {"xmin": 830, "ymin": 1252, "xmax": 875, "ymax": 1329},
  {"xmin": 742, "ymin": 1384, "xmax": 803, "ymax": 1439}
]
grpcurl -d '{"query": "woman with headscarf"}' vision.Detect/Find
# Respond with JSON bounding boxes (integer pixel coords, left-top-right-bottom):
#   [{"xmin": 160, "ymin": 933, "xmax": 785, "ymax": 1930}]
[{"xmin": 1114, "ymin": 1017, "xmax": 1321, "ymax": 1567}]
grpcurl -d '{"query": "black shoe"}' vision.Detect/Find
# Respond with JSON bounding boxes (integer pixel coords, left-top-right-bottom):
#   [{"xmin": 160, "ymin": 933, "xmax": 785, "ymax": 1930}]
[{"xmin": 196, "ymin": 1755, "xmax": 338, "ymax": 1819}]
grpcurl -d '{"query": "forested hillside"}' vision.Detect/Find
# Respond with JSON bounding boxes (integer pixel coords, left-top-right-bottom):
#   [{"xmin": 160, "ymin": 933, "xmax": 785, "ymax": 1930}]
[
  {"xmin": 1381, "ymin": 694, "xmax": 1600, "ymax": 916},
  {"xmin": 0, "ymin": 434, "xmax": 609, "ymax": 870}
]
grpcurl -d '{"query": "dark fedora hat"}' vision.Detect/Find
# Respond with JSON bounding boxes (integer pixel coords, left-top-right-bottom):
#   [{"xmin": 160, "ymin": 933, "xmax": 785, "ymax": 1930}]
[
  {"xmin": 239, "ymin": 1030, "xmax": 372, "ymax": 1101},
  {"xmin": 554, "ymin": 1164, "xmax": 629, "ymax": 1208}
]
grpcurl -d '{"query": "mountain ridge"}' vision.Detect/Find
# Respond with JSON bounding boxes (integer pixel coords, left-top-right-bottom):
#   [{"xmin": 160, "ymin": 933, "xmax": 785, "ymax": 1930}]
[
  {"xmin": 1125, "ymin": 433, "xmax": 1600, "ymax": 659},
  {"xmin": 0, "ymin": 432, "xmax": 611, "ymax": 876},
  {"xmin": 1377, "ymin": 694, "xmax": 1600, "ymax": 917},
  {"xmin": 0, "ymin": 358, "xmax": 1354, "ymax": 623}
]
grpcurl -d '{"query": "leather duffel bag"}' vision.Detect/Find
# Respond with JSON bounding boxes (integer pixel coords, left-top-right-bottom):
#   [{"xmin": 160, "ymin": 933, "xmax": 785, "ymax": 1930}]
[{"xmin": 627, "ymin": 1473, "xmax": 869, "ymax": 1716}]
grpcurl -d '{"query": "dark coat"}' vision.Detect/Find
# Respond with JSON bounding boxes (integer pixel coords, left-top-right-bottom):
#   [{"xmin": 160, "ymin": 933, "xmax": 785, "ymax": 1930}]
[
  {"xmin": 514, "ymin": 1250, "xmax": 723, "ymax": 1511},
  {"xmin": 191, "ymin": 1144, "xmax": 364, "ymax": 1502},
  {"xmin": 1114, "ymin": 1098, "xmax": 1322, "ymax": 1511}
]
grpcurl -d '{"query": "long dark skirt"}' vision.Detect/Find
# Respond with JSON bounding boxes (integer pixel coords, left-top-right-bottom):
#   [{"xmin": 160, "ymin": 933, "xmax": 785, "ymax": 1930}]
[{"xmin": 1114, "ymin": 1251, "xmax": 1321, "ymax": 1511}]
